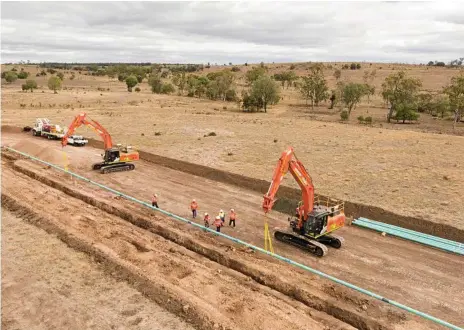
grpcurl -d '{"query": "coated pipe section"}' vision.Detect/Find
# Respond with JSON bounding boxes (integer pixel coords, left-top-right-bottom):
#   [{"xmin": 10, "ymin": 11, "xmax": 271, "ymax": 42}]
[
  {"xmin": 4, "ymin": 146, "xmax": 463, "ymax": 330},
  {"xmin": 353, "ymin": 217, "xmax": 464, "ymax": 255}
]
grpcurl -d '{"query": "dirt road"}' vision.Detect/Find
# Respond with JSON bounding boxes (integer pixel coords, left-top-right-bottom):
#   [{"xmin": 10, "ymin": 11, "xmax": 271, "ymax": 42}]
[
  {"xmin": 1, "ymin": 209, "xmax": 195, "ymax": 330},
  {"xmin": 2, "ymin": 132, "xmax": 463, "ymax": 329}
]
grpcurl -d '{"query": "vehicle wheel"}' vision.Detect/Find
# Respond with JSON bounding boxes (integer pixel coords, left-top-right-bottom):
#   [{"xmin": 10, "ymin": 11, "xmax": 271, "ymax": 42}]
[
  {"xmin": 330, "ymin": 238, "xmax": 342, "ymax": 249},
  {"xmin": 314, "ymin": 246, "xmax": 325, "ymax": 257}
]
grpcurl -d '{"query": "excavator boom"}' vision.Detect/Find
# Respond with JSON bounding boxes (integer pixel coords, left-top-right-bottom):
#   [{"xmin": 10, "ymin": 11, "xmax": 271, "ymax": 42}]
[
  {"xmin": 61, "ymin": 112, "xmax": 113, "ymax": 149},
  {"xmin": 262, "ymin": 147, "xmax": 314, "ymax": 224}
]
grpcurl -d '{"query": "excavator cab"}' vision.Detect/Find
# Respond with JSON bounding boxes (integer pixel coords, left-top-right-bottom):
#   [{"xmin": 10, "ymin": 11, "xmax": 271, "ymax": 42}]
[{"xmin": 103, "ymin": 148, "xmax": 121, "ymax": 163}]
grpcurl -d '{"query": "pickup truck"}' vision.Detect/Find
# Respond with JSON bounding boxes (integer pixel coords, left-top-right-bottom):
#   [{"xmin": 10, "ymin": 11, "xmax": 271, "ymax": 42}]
[{"xmin": 67, "ymin": 135, "xmax": 88, "ymax": 146}]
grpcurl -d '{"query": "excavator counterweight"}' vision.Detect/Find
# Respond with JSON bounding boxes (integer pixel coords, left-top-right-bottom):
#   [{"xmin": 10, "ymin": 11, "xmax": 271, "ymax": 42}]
[
  {"xmin": 262, "ymin": 147, "xmax": 346, "ymax": 257},
  {"xmin": 62, "ymin": 112, "xmax": 139, "ymax": 174}
]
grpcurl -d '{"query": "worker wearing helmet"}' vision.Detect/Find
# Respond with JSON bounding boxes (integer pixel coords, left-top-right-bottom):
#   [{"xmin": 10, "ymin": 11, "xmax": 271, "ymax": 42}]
[
  {"xmin": 152, "ymin": 194, "xmax": 159, "ymax": 208},
  {"xmin": 204, "ymin": 212, "xmax": 210, "ymax": 228},
  {"xmin": 229, "ymin": 208, "xmax": 236, "ymax": 227},
  {"xmin": 190, "ymin": 199, "xmax": 198, "ymax": 219},
  {"xmin": 219, "ymin": 209, "xmax": 225, "ymax": 224},
  {"xmin": 214, "ymin": 216, "xmax": 223, "ymax": 232}
]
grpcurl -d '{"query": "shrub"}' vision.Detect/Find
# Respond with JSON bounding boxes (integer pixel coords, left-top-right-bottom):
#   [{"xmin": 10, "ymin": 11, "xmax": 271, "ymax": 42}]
[
  {"xmin": 125, "ymin": 75, "xmax": 138, "ymax": 92},
  {"xmin": 357, "ymin": 115, "xmax": 365, "ymax": 123},
  {"xmin": 18, "ymin": 71, "xmax": 29, "ymax": 79},
  {"xmin": 57, "ymin": 72, "xmax": 64, "ymax": 80},
  {"xmin": 350, "ymin": 63, "xmax": 357, "ymax": 70},
  {"xmin": 231, "ymin": 66, "xmax": 241, "ymax": 72},
  {"xmin": 4, "ymin": 71, "xmax": 18, "ymax": 83},
  {"xmin": 364, "ymin": 116, "xmax": 373, "ymax": 124},
  {"xmin": 135, "ymin": 87, "xmax": 141, "ymax": 92},
  {"xmin": 225, "ymin": 89, "xmax": 237, "ymax": 102},
  {"xmin": 340, "ymin": 110, "xmax": 349, "ymax": 121},
  {"xmin": 356, "ymin": 63, "xmax": 361, "ymax": 69},
  {"xmin": 161, "ymin": 83, "xmax": 175, "ymax": 94},
  {"xmin": 290, "ymin": 64, "xmax": 296, "ymax": 70}
]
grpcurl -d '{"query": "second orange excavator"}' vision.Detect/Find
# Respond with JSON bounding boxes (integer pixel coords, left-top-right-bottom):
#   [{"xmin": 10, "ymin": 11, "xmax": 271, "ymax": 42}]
[
  {"xmin": 61, "ymin": 112, "xmax": 139, "ymax": 174},
  {"xmin": 262, "ymin": 147, "xmax": 346, "ymax": 257}
]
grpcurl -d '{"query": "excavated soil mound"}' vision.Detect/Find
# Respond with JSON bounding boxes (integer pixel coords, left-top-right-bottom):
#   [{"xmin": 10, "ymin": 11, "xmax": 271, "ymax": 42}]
[{"xmin": 11, "ymin": 140, "xmax": 66, "ymax": 166}]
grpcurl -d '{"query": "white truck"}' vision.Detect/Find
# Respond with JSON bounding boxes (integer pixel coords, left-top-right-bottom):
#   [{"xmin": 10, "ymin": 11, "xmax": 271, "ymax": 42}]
[
  {"xmin": 66, "ymin": 135, "xmax": 88, "ymax": 146},
  {"xmin": 31, "ymin": 118, "xmax": 88, "ymax": 146}
]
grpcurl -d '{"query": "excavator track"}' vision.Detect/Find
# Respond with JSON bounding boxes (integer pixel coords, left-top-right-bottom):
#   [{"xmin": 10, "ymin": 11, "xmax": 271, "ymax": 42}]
[
  {"xmin": 274, "ymin": 230, "xmax": 329, "ymax": 257},
  {"xmin": 100, "ymin": 163, "xmax": 135, "ymax": 174},
  {"xmin": 91, "ymin": 162, "xmax": 135, "ymax": 174},
  {"xmin": 316, "ymin": 234, "xmax": 345, "ymax": 249}
]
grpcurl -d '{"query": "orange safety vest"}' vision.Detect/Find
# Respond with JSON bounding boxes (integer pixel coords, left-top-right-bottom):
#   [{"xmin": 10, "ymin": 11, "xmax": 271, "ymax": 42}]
[
  {"xmin": 204, "ymin": 215, "xmax": 210, "ymax": 222},
  {"xmin": 214, "ymin": 218, "xmax": 222, "ymax": 227},
  {"xmin": 152, "ymin": 196, "xmax": 157, "ymax": 203},
  {"xmin": 229, "ymin": 212, "xmax": 236, "ymax": 220},
  {"xmin": 190, "ymin": 201, "xmax": 198, "ymax": 210}
]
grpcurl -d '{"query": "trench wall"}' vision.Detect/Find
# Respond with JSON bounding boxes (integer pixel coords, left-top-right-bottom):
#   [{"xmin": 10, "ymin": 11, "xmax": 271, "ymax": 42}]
[{"xmin": 3, "ymin": 125, "xmax": 463, "ymax": 242}]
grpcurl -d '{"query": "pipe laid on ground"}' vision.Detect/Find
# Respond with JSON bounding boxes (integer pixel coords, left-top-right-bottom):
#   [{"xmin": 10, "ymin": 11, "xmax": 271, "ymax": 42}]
[
  {"xmin": 353, "ymin": 217, "xmax": 464, "ymax": 255},
  {"xmin": 3, "ymin": 146, "xmax": 463, "ymax": 330}
]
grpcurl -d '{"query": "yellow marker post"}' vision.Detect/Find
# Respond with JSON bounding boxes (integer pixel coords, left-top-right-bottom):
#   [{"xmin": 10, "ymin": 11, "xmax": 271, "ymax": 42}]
[
  {"xmin": 61, "ymin": 150, "xmax": 69, "ymax": 172},
  {"xmin": 264, "ymin": 215, "xmax": 274, "ymax": 253}
]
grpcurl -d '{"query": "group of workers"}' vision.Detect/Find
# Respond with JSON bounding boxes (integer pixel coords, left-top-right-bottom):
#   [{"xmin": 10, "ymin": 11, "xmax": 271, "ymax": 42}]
[
  {"xmin": 151, "ymin": 194, "xmax": 237, "ymax": 233},
  {"xmin": 190, "ymin": 199, "xmax": 236, "ymax": 232}
]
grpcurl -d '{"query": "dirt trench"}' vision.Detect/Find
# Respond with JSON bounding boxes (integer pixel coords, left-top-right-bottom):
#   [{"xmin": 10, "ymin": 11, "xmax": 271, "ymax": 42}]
[
  {"xmin": 1, "ymin": 159, "xmax": 357, "ymax": 330},
  {"xmin": 1, "ymin": 150, "xmax": 411, "ymax": 330},
  {"xmin": 4, "ymin": 125, "xmax": 461, "ymax": 242}
]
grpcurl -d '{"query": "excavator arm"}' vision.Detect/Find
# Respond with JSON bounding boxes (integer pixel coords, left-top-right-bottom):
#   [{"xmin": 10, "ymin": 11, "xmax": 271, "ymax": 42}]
[
  {"xmin": 61, "ymin": 112, "xmax": 113, "ymax": 149},
  {"xmin": 262, "ymin": 147, "xmax": 315, "ymax": 228}
]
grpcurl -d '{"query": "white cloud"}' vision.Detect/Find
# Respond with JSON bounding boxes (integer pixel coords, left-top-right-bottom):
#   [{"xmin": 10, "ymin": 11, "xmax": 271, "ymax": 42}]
[{"xmin": 1, "ymin": 1, "xmax": 463, "ymax": 64}]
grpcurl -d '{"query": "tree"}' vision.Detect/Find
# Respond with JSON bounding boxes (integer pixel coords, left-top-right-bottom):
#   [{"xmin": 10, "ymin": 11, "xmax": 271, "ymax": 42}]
[
  {"xmin": 246, "ymin": 66, "xmax": 267, "ymax": 85},
  {"xmin": 172, "ymin": 72, "xmax": 187, "ymax": 94},
  {"xmin": 4, "ymin": 71, "xmax": 18, "ymax": 83},
  {"xmin": 48, "ymin": 76, "xmax": 62, "ymax": 93},
  {"xmin": 341, "ymin": 83, "xmax": 367, "ymax": 117},
  {"xmin": 443, "ymin": 75, "xmax": 464, "ymax": 128},
  {"xmin": 333, "ymin": 69, "xmax": 341, "ymax": 81},
  {"xmin": 148, "ymin": 74, "xmax": 162, "ymax": 93},
  {"xmin": 125, "ymin": 75, "xmax": 138, "ymax": 92},
  {"xmin": 57, "ymin": 72, "xmax": 64, "ymax": 80},
  {"xmin": 432, "ymin": 95, "xmax": 450, "ymax": 118},
  {"xmin": 299, "ymin": 66, "xmax": 329, "ymax": 109},
  {"xmin": 23, "ymin": 79, "xmax": 38, "ymax": 92},
  {"xmin": 393, "ymin": 103, "xmax": 419, "ymax": 123},
  {"xmin": 250, "ymin": 75, "xmax": 280, "ymax": 112},
  {"xmin": 381, "ymin": 71, "xmax": 422, "ymax": 122}
]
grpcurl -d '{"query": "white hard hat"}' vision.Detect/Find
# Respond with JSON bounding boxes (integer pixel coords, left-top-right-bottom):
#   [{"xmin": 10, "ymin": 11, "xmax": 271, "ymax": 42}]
[
  {"xmin": 220, "ymin": 209, "xmax": 223, "ymax": 212},
  {"xmin": 193, "ymin": 199, "xmax": 196, "ymax": 202},
  {"xmin": 154, "ymin": 194, "xmax": 158, "ymax": 197},
  {"xmin": 204, "ymin": 212, "xmax": 208, "ymax": 215},
  {"xmin": 231, "ymin": 208, "xmax": 234, "ymax": 212}
]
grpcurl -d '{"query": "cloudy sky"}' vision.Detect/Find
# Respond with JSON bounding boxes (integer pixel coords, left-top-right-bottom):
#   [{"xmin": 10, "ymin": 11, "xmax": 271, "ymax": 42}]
[{"xmin": 1, "ymin": 1, "xmax": 463, "ymax": 64}]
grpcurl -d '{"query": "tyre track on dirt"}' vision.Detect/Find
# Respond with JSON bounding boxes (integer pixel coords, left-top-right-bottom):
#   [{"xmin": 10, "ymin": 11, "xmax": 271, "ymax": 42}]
[
  {"xmin": 1, "ymin": 159, "xmax": 355, "ymax": 330},
  {"xmin": 1, "ymin": 150, "xmax": 422, "ymax": 330}
]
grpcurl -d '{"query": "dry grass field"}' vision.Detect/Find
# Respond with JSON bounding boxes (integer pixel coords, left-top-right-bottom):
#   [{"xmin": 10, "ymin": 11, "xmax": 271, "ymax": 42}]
[{"xmin": 2, "ymin": 63, "xmax": 464, "ymax": 231}]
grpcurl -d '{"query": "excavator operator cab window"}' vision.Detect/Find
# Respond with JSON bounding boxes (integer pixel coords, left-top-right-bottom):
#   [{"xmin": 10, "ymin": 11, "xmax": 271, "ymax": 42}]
[{"xmin": 105, "ymin": 149, "xmax": 120, "ymax": 162}]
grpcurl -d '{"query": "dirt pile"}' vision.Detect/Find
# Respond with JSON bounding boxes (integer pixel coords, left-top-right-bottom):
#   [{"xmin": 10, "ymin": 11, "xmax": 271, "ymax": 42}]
[{"xmin": 11, "ymin": 140, "xmax": 66, "ymax": 166}]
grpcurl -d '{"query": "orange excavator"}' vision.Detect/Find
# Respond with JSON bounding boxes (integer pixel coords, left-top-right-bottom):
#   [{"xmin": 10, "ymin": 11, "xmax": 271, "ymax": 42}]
[
  {"xmin": 262, "ymin": 147, "xmax": 346, "ymax": 257},
  {"xmin": 61, "ymin": 112, "xmax": 139, "ymax": 174}
]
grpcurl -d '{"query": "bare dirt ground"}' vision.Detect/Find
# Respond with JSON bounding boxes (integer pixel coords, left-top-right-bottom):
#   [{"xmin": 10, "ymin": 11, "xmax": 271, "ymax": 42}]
[
  {"xmin": 2, "ymin": 134, "xmax": 463, "ymax": 329},
  {"xmin": 2, "ymin": 152, "xmax": 363, "ymax": 330},
  {"xmin": 1, "ymin": 63, "xmax": 464, "ymax": 233},
  {"xmin": 1, "ymin": 208, "xmax": 195, "ymax": 330}
]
